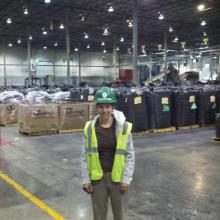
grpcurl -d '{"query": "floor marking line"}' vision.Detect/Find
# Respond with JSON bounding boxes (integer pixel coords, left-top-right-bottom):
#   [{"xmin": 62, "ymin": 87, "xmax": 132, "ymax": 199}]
[{"xmin": 0, "ymin": 171, "xmax": 66, "ymax": 220}]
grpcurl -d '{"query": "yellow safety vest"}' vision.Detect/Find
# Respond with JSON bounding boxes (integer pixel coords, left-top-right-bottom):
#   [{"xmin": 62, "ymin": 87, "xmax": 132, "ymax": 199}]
[{"xmin": 84, "ymin": 120, "xmax": 132, "ymax": 182}]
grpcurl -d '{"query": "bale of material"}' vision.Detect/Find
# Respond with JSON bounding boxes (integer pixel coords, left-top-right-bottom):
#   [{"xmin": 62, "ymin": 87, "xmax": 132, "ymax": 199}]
[
  {"xmin": 0, "ymin": 103, "xmax": 18, "ymax": 125},
  {"xmin": 18, "ymin": 103, "xmax": 59, "ymax": 133}
]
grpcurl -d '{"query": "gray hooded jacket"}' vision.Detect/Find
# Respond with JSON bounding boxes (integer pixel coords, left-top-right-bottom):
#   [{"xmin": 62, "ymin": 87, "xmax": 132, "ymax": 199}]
[{"xmin": 81, "ymin": 109, "xmax": 135, "ymax": 185}]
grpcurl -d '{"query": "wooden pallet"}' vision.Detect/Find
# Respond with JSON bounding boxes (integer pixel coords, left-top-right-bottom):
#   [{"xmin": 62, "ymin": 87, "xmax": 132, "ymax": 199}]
[
  {"xmin": 59, "ymin": 128, "xmax": 83, "ymax": 134},
  {"xmin": 132, "ymin": 130, "xmax": 149, "ymax": 136},
  {"xmin": 19, "ymin": 130, "xmax": 58, "ymax": 136},
  {"xmin": 150, "ymin": 126, "xmax": 176, "ymax": 134},
  {"xmin": 212, "ymin": 137, "xmax": 220, "ymax": 143},
  {"xmin": 200, "ymin": 123, "xmax": 214, "ymax": 128},
  {"xmin": 0, "ymin": 123, "xmax": 18, "ymax": 127},
  {"xmin": 178, "ymin": 124, "xmax": 200, "ymax": 130}
]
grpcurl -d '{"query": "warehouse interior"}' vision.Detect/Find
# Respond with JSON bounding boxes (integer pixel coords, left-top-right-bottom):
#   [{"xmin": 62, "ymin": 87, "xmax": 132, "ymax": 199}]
[{"xmin": 0, "ymin": 0, "xmax": 220, "ymax": 220}]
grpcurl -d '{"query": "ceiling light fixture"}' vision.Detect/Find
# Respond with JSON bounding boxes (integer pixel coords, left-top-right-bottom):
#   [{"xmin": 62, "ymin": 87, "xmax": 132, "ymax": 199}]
[
  {"xmin": 108, "ymin": 6, "xmax": 114, "ymax": 13},
  {"xmin": 17, "ymin": 39, "xmax": 21, "ymax": 44},
  {"xmin": 8, "ymin": 43, "xmax": 13, "ymax": 47},
  {"xmin": 158, "ymin": 13, "xmax": 164, "ymax": 20},
  {"xmin": 203, "ymin": 32, "xmax": 207, "ymax": 36},
  {"xmin": 43, "ymin": 30, "xmax": 47, "ymax": 35},
  {"xmin": 43, "ymin": 46, "xmax": 47, "ymax": 49},
  {"xmin": 126, "ymin": 19, "xmax": 133, "ymax": 28},
  {"xmin": 59, "ymin": 23, "xmax": 64, "ymax": 29},
  {"xmin": 84, "ymin": 33, "xmax": 89, "ymax": 39},
  {"xmin": 101, "ymin": 42, "xmax": 105, "ymax": 46},
  {"xmin": 103, "ymin": 49, "xmax": 107, "ymax": 53},
  {"xmin": 201, "ymin": 20, "xmax": 206, "ymax": 26},
  {"xmin": 116, "ymin": 46, "xmax": 120, "ymax": 51},
  {"xmin": 169, "ymin": 26, "xmax": 173, "ymax": 32},
  {"xmin": 74, "ymin": 48, "xmax": 78, "ymax": 52},
  {"xmin": 120, "ymin": 37, "xmax": 124, "ymax": 42},
  {"xmin": 81, "ymin": 16, "xmax": 85, "ymax": 22},
  {"xmin": 24, "ymin": 8, "xmax": 29, "ymax": 15},
  {"xmin": 103, "ymin": 27, "xmax": 110, "ymax": 36},
  {"xmin": 197, "ymin": 4, "xmax": 205, "ymax": 11},
  {"xmin": 45, "ymin": 0, "xmax": 51, "ymax": 3},
  {"xmin": 173, "ymin": 36, "xmax": 179, "ymax": 42},
  {"xmin": 29, "ymin": 35, "xmax": 33, "ymax": 40},
  {"xmin": 87, "ymin": 45, "xmax": 90, "ymax": 49},
  {"xmin": 6, "ymin": 18, "xmax": 12, "ymax": 24},
  {"xmin": 54, "ymin": 42, "xmax": 58, "ymax": 47}
]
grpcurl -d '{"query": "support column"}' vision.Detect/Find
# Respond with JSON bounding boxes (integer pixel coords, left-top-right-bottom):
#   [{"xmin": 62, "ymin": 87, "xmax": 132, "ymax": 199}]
[
  {"xmin": 163, "ymin": 30, "xmax": 168, "ymax": 70},
  {"xmin": 218, "ymin": 49, "xmax": 220, "ymax": 80},
  {"xmin": 178, "ymin": 50, "xmax": 181, "ymax": 73},
  {"xmin": 118, "ymin": 53, "xmax": 121, "ymax": 79},
  {"xmin": 189, "ymin": 51, "xmax": 193, "ymax": 71},
  {"xmin": 53, "ymin": 64, "xmax": 56, "ymax": 85},
  {"xmin": 65, "ymin": 1, "xmax": 70, "ymax": 85},
  {"xmin": 113, "ymin": 42, "xmax": 117, "ymax": 80},
  {"xmin": 149, "ymin": 49, "xmax": 152, "ymax": 79},
  {"xmin": 132, "ymin": 0, "xmax": 138, "ymax": 85},
  {"xmin": 79, "ymin": 50, "xmax": 81, "ymax": 85},
  {"xmin": 27, "ymin": 38, "xmax": 32, "ymax": 86},
  {"xmin": 3, "ymin": 38, "xmax": 7, "ymax": 88}
]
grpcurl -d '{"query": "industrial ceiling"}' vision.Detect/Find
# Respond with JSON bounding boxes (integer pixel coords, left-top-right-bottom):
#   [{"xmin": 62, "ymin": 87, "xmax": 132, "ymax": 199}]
[{"xmin": 0, "ymin": 0, "xmax": 220, "ymax": 54}]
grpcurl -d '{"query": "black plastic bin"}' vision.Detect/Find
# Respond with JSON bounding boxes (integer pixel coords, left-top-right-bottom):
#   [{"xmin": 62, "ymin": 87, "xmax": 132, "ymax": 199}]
[
  {"xmin": 171, "ymin": 86, "xmax": 198, "ymax": 127},
  {"xmin": 115, "ymin": 88, "xmax": 149, "ymax": 132},
  {"xmin": 197, "ymin": 86, "xmax": 217, "ymax": 126},
  {"xmin": 144, "ymin": 87, "xmax": 172, "ymax": 129}
]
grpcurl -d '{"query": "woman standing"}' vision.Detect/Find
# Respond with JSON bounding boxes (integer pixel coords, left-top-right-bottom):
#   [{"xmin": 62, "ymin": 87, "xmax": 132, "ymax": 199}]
[{"xmin": 81, "ymin": 87, "xmax": 135, "ymax": 220}]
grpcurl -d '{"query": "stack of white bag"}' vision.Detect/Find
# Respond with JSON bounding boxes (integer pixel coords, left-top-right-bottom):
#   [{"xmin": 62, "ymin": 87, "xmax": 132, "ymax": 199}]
[
  {"xmin": 0, "ymin": 91, "xmax": 25, "ymax": 104},
  {"xmin": 25, "ymin": 91, "xmax": 52, "ymax": 103},
  {"xmin": 50, "ymin": 91, "xmax": 70, "ymax": 101}
]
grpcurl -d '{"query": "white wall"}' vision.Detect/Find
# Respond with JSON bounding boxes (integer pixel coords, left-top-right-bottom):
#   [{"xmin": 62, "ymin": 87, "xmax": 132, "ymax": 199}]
[
  {"xmin": 0, "ymin": 47, "xmax": 119, "ymax": 86},
  {"xmin": 0, "ymin": 45, "xmax": 218, "ymax": 86}
]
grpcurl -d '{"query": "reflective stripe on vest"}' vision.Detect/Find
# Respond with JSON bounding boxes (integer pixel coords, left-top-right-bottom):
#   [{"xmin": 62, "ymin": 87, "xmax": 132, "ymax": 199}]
[{"xmin": 84, "ymin": 120, "xmax": 132, "ymax": 182}]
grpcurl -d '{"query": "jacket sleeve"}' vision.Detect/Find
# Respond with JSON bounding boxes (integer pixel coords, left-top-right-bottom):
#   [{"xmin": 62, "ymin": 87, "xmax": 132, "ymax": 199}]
[
  {"xmin": 122, "ymin": 133, "xmax": 135, "ymax": 184},
  {"xmin": 81, "ymin": 136, "xmax": 91, "ymax": 185}
]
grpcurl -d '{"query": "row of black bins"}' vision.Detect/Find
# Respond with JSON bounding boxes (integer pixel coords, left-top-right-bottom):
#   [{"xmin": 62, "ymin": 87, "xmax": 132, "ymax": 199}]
[
  {"xmin": 70, "ymin": 85, "xmax": 220, "ymax": 133},
  {"xmin": 115, "ymin": 85, "xmax": 220, "ymax": 132},
  {"xmin": 70, "ymin": 87, "xmax": 97, "ymax": 102}
]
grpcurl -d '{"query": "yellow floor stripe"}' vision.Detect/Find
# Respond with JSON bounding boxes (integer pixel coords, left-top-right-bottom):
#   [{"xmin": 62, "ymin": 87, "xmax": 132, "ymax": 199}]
[{"xmin": 0, "ymin": 171, "xmax": 66, "ymax": 220}]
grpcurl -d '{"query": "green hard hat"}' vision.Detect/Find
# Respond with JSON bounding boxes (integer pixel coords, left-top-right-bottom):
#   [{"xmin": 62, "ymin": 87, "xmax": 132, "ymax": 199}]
[{"xmin": 95, "ymin": 87, "xmax": 116, "ymax": 104}]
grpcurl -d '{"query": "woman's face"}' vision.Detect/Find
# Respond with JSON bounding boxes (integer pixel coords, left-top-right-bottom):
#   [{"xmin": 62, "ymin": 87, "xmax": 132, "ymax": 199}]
[{"xmin": 97, "ymin": 103, "xmax": 113, "ymax": 120}]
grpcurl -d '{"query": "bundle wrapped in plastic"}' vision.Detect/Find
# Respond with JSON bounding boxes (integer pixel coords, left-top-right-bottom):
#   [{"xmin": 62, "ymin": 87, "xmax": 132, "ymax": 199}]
[
  {"xmin": 46, "ymin": 87, "xmax": 61, "ymax": 94},
  {"xmin": 0, "ymin": 91, "xmax": 25, "ymax": 104},
  {"xmin": 50, "ymin": 91, "xmax": 70, "ymax": 102},
  {"xmin": 25, "ymin": 91, "xmax": 52, "ymax": 103}
]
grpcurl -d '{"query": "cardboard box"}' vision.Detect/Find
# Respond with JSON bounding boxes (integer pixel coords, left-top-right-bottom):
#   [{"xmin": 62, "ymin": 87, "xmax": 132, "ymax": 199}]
[
  {"xmin": 58, "ymin": 103, "xmax": 89, "ymax": 131},
  {"xmin": 0, "ymin": 103, "xmax": 18, "ymax": 125},
  {"xmin": 18, "ymin": 103, "xmax": 59, "ymax": 133}
]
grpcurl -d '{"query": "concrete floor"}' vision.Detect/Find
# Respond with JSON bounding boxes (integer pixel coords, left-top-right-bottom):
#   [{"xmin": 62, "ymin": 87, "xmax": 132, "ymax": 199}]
[{"xmin": 0, "ymin": 126, "xmax": 220, "ymax": 220}]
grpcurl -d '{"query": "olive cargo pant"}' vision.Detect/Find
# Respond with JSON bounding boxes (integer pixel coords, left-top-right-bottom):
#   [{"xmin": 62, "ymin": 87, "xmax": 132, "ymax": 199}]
[{"xmin": 91, "ymin": 172, "xmax": 127, "ymax": 220}]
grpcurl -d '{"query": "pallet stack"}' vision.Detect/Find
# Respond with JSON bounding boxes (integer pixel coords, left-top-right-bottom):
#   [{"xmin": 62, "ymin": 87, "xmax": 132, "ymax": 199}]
[{"xmin": 0, "ymin": 103, "xmax": 18, "ymax": 126}]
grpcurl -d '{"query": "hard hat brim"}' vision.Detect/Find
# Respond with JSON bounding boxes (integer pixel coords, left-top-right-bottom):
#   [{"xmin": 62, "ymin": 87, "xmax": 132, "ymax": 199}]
[{"xmin": 95, "ymin": 99, "xmax": 116, "ymax": 104}]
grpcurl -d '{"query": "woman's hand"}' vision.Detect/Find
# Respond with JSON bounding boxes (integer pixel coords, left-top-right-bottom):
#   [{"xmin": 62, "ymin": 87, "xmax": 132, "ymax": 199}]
[
  {"xmin": 120, "ymin": 183, "xmax": 129, "ymax": 192},
  {"xmin": 83, "ymin": 183, "xmax": 93, "ymax": 194}
]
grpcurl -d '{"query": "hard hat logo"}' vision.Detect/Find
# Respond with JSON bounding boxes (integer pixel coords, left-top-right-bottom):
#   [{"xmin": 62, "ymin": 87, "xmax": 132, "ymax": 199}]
[
  {"xmin": 102, "ymin": 92, "xmax": 108, "ymax": 98},
  {"xmin": 95, "ymin": 87, "xmax": 116, "ymax": 104}
]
